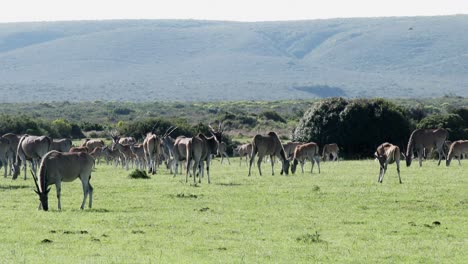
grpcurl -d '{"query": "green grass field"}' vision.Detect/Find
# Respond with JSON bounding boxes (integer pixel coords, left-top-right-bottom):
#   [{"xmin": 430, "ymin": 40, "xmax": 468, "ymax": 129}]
[{"xmin": 0, "ymin": 159, "xmax": 466, "ymax": 263}]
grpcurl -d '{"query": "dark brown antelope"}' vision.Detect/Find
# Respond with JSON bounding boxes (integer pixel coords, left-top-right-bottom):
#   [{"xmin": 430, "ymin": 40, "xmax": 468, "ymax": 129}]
[
  {"xmin": 31, "ymin": 150, "xmax": 94, "ymax": 211},
  {"xmin": 375, "ymin": 142, "xmax": 402, "ymax": 184},
  {"xmin": 406, "ymin": 128, "xmax": 448, "ymax": 167},
  {"xmin": 186, "ymin": 133, "xmax": 219, "ymax": 184},
  {"xmin": 50, "ymin": 138, "xmax": 72, "ymax": 152},
  {"xmin": 446, "ymin": 140, "xmax": 468, "ymax": 166},
  {"xmin": 12, "ymin": 135, "xmax": 51, "ymax": 180},
  {"xmin": 322, "ymin": 143, "xmax": 339, "ymax": 161},
  {"xmin": 248, "ymin": 132, "xmax": 290, "ymax": 176},
  {"xmin": 290, "ymin": 142, "xmax": 321, "ymax": 174}
]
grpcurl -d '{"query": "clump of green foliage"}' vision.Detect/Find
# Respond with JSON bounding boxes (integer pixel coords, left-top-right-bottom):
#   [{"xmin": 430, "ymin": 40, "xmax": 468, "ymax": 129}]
[{"xmin": 128, "ymin": 169, "xmax": 151, "ymax": 179}]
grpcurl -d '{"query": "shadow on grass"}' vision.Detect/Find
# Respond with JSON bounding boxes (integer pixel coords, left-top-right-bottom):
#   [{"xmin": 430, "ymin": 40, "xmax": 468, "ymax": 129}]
[
  {"xmin": 0, "ymin": 185, "xmax": 30, "ymax": 190},
  {"xmin": 216, "ymin": 182, "xmax": 242, "ymax": 187}
]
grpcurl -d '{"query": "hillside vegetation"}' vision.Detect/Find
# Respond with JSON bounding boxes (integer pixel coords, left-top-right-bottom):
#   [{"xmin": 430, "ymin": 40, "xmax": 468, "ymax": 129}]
[{"xmin": 0, "ymin": 16, "xmax": 467, "ymax": 102}]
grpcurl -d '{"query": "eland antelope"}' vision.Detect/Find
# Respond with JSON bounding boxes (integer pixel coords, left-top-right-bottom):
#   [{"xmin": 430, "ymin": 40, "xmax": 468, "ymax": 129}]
[
  {"xmin": 172, "ymin": 136, "xmax": 191, "ymax": 178},
  {"xmin": 2, "ymin": 133, "xmax": 22, "ymax": 175},
  {"xmin": 31, "ymin": 150, "xmax": 94, "ymax": 211},
  {"xmin": 81, "ymin": 139, "xmax": 105, "ymax": 152},
  {"xmin": 118, "ymin": 136, "xmax": 136, "ymax": 145},
  {"xmin": 248, "ymin": 132, "xmax": 290, "ymax": 176},
  {"xmin": 69, "ymin": 146, "xmax": 89, "ymax": 153},
  {"xmin": 375, "ymin": 142, "xmax": 402, "ymax": 184},
  {"xmin": 236, "ymin": 143, "xmax": 252, "ymax": 166},
  {"xmin": 322, "ymin": 143, "xmax": 339, "ymax": 161},
  {"xmin": 131, "ymin": 143, "xmax": 147, "ymax": 170},
  {"xmin": 50, "ymin": 138, "xmax": 72, "ymax": 152},
  {"xmin": 143, "ymin": 133, "xmax": 161, "ymax": 174},
  {"xmin": 283, "ymin": 142, "xmax": 302, "ymax": 159},
  {"xmin": 186, "ymin": 133, "xmax": 219, "ymax": 184},
  {"xmin": 446, "ymin": 140, "xmax": 468, "ymax": 166},
  {"xmin": 0, "ymin": 137, "xmax": 10, "ymax": 177},
  {"xmin": 217, "ymin": 142, "xmax": 230, "ymax": 165},
  {"xmin": 406, "ymin": 128, "xmax": 448, "ymax": 167},
  {"xmin": 13, "ymin": 135, "xmax": 51, "ymax": 180},
  {"xmin": 290, "ymin": 142, "xmax": 321, "ymax": 174},
  {"xmin": 111, "ymin": 136, "xmax": 135, "ymax": 171}
]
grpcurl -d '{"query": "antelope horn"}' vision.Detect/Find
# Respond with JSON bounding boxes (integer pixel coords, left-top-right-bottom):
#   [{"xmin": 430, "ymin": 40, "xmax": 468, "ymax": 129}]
[
  {"xmin": 167, "ymin": 126, "xmax": 178, "ymax": 136},
  {"xmin": 208, "ymin": 124, "xmax": 216, "ymax": 132},
  {"xmin": 30, "ymin": 169, "xmax": 40, "ymax": 193},
  {"xmin": 163, "ymin": 126, "xmax": 174, "ymax": 137},
  {"xmin": 151, "ymin": 121, "xmax": 160, "ymax": 134}
]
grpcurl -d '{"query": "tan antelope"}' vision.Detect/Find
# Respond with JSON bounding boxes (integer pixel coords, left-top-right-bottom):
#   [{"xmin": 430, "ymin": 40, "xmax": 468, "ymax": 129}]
[
  {"xmin": 12, "ymin": 135, "xmax": 51, "ymax": 180},
  {"xmin": 111, "ymin": 136, "xmax": 135, "ymax": 171},
  {"xmin": 406, "ymin": 128, "xmax": 448, "ymax": 167},
  {"xmin": 89, "ymin": 146, "xmax": 106, "ymax": 165},
  {"xmin": 118, "ymin": 136, "xmax": 136, "ymax": 145},
  {"xmin": 217, "ymin": 142, "xmax": 230, "ymax": 165},
  {"xmin": 102, "ymin": 146, "xmax": 125, "ymax": 168},
  {"xmin": 31, "ymin": 150, "xmax": 94, "ymax": 211},
  {"xmin": 291, "ymin": 142, "xmax": 321, "ymax": 174},
  {"xmin": 375, "ymin": 142, "xmax": 402, "ymax": 184},
  {"xmin": 172, "ymin": 136, "xmax": 192, "ymax": 178},
  {"xmin": 186, "ymin": 133, "xmax": 219, "ymax": 184},
  {"xmin": 50, "ymin": 138, "xmax": 72, "ymax": 152},
  {"xmin": 282, "ymin": 142, "xmax": 302, "ymax": 158},
  {"xmin": 322, "ymin": 143, "xmax": 339, "ymax": 161},
  {"xmin": 446, "ymin": 140, "xmax": 468, "ymax": 166},
  {"xmin": 236, "ymin": 143, "xmax": 252, "ymax": 166},
  {"xmin": 69, "ymin": 146, "xmax": 89, "ymax": 153},
  {"xmin": 131, "ymin": 143, "xmax": 147, "ymax": 170},
  {"xmin": 2, "ymin": 133, "xmax": 22, "ymax": 175},
  {"xmin": 0, "ymin": 137, "xmax": 10, "ymax": 177},
  {"xmin": 248, "ymin": 132, "xmax": 290, "ymax": 176},
  {"xmin": 143, "ymin": 133, "xmax": 161, "ymax": 174},
  {"xmin": 81, "ymin": 139, "xmax": 105, "ymax": 152}
]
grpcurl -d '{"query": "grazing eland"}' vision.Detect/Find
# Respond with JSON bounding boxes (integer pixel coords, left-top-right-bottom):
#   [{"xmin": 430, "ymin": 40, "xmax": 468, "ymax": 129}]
[
  {"xmin": 322, "ymin": 143, "xmax": 339, "ymax": 161},
  {"xmin": 31, "ymin": 150, "xmax": 94, "ymax": 211},
  {"xmin": 290, "ymin": 142, "xmax": 321, "ymax": 174},
  {"xmin": 375, "ymin": 142, "xmax": 402, "ymax": 184},
  {"xmin": 12, "ymin": 135, "xmax": 51, "ymax": 180},
  {"xmin": 406, "ymin": 128, "xmax": 448, "ymax": 167},
  {"xmin": 248, "ymin": 132, "xmax": 290, "ymax": 176},
  {"xmin": 50, "ymin": 138, "xmax": 72, "ymax": 152},
  {"xmin": 0, "ymin": 137, "xmax": 10, "ymax": 177},
  {"xmin": 446, "ymin": 140, "xmax": 468, "ymax": 166},
  {"xmin": 186, "ymin": 133, "xmax": 219, "ymax": 184}
]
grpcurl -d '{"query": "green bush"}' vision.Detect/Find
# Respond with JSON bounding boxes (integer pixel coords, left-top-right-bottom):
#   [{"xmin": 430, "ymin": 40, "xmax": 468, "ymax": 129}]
[
  {"xmin": 293, "ymin": 98, "xmax": 411, "ymax": 158},
  {"xmin": 417, "ymin": 114, "xmax": 467, "ymax": 140}
]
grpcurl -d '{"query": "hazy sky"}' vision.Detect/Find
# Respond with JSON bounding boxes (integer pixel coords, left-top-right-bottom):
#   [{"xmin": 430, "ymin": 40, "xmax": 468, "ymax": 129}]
[{"xmin": 1, "ymin": 0, "xmax": 467, "ymax": 23}]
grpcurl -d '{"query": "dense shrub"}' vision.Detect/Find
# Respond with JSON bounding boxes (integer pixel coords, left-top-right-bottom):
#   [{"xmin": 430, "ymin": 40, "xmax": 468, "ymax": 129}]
[
  {"xmin": 417, "ymin": 114, "xmax": 467, "ymax": 140},
  {"xmin": 293, "ymin": 98, "xmax": 412, "ymax": 158},
  {"xmin": 259, "ymin": 111, "xmax": 286, "ymax": 123},
  {"xmin": 0, "ymin": 115, "xmax": 84, "ymax": 138}
]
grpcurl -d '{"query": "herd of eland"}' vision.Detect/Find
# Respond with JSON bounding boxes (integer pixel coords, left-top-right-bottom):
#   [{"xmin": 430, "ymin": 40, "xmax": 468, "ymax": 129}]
[{"xmin": 0, "ymin": 125, "xmax": 466, "ymax": 211}]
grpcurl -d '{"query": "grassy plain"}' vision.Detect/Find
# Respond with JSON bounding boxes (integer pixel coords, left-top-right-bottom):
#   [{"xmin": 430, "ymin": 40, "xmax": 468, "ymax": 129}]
[{"xmin": 0, "ymin": 159, "xmax": 466, "ymax": 263}]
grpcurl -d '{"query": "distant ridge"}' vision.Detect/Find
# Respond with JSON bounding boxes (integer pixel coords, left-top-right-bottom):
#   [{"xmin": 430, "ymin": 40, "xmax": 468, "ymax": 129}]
[{"xmin": 0, "ymin": 16, "xmax": 467, "ymax": 102}]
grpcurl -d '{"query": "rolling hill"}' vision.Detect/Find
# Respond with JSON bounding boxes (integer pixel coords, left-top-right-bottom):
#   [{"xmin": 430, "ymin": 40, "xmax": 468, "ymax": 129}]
[{"xmin": 0, "ymin": 16, "xmax": 467, "ymax": 102}]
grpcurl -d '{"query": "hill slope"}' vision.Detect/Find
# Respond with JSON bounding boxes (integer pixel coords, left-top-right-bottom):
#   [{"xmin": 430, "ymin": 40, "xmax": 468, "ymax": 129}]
[{"xmin": 0, "ymin": 16, "xmax": 467, "ymax": 102}]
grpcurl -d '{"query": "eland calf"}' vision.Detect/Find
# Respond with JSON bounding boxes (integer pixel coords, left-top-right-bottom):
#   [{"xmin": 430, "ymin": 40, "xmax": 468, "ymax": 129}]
[
  {"xmin": 375, "ymin": 142, "xmax": 402, "ymax": 184},
  {"xmin": 31, "ymin": 150, "xmax": 94, "ymax": 211},
  {"xmin": 322, "ymin": 143, "xmax": 339, "ymax": 161},
  {"xmin": 291, "ymin": 142, "xmax": 321, "ymax": 174}
]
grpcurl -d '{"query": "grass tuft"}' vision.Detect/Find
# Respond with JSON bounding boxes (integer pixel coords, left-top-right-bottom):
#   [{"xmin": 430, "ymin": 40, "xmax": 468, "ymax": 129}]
[{"xmin": 128, "ymin": 169, "xmax": 151, "ymax": 179}]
